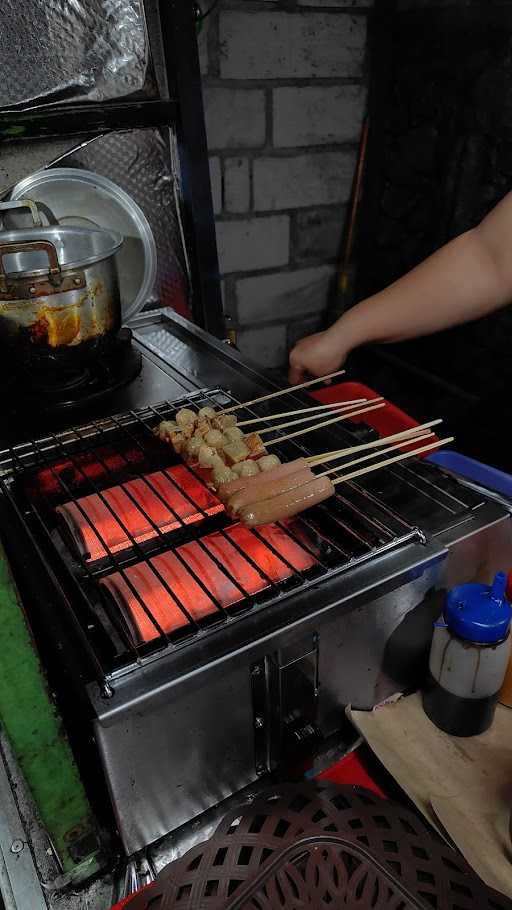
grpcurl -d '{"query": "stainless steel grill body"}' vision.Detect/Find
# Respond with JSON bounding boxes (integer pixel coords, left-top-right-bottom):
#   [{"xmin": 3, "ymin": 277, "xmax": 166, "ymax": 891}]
[
  {"xmin": 1, "ymin": 309, "xmax": 510, "ymax": 857},
  {"xmin": 91, "ymin": 496, "xmax": 510, "ymax": 853}
]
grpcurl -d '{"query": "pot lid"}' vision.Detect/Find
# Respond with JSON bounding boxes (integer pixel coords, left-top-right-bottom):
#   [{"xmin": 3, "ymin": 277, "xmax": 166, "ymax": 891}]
[
  {"xmin": 0, "ymin": 225, "xmax": 123, "ymax": 277},
  {"xmin": 10, "ymin": 168, "xmax": 157, "ymax": 323}
]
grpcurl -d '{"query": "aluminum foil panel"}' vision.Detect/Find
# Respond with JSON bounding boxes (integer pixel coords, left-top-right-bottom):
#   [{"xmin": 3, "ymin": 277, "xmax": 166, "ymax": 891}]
[
  {"xmin": 0, "ymin": 137, "xmax": 91, "ymax": 196},
  {"xmin": 1, "ymin": 0, "xmax": 155, "ymax": 109}
]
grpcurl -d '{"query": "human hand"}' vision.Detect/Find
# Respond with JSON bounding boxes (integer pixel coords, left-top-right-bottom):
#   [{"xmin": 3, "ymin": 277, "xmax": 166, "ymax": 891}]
[{"xmin": 288, "ymin": 330, "xmax": 347, "ymax": 386}]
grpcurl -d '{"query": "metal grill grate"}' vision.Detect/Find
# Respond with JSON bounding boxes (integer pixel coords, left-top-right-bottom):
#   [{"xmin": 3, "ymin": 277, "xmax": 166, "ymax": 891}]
[{"xmin": 0, "ymin": 388, "xmax": 481, "ymax": 689}]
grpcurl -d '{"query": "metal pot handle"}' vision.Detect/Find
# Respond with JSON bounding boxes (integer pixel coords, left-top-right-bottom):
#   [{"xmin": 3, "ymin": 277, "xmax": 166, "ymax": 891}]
[
  {"xmin": 0, "ymin": 240, "xmax": 61, "ymax": 294},
  {"xmin": 28, "ymin": 201, "xmax": 59, "ymax": 226},
  {"xmin": 0, "ymin": 199, "xmax": 43, "ymax": 228}
]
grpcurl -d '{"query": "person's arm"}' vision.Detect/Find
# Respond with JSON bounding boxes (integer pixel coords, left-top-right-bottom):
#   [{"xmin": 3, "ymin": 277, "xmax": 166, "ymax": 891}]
[{"xmin": 289, "ymin": 192, "xmax": 512, "ymax": 384}]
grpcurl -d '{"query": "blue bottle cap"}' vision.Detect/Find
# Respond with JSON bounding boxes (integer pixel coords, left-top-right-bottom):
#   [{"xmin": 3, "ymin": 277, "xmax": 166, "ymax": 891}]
[{"xmin": 445, "ymin": 572, "xmax": 512, "ymax": 644}]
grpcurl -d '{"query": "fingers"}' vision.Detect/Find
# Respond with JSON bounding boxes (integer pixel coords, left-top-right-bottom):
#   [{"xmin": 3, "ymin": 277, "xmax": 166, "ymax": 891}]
[{"xmin": 288, "ymin": 362, "xmax": 305, "ymax": 386}]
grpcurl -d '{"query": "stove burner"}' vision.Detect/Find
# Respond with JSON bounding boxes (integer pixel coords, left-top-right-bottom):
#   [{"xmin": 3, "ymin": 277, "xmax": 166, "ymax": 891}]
[
  {"xmin": 36, "ymin": 366, "xmax": 92, "ymax": 394},
  {"xmin": 5, "ymin": 328, "xmax": 142, "ymax": 416}
]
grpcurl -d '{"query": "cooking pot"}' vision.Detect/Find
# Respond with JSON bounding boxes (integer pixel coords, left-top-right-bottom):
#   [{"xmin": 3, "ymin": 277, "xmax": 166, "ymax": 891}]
[{"xmin": 0, "ymin": 199, "xmax": 123, "ymax": 369}]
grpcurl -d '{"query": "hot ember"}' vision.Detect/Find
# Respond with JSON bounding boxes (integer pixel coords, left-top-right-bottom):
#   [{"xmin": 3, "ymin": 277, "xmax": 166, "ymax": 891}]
[
  {"xmin": 100, "ymin": 522, "xmax": 317, "ymax": 644},
  {"xmin": 57, "ymin": 465, "xmax": 223, "ymax": 562}
]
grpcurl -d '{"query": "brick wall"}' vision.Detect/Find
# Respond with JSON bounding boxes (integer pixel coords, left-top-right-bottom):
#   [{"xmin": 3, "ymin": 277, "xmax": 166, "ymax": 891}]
[{"xmin": 198, "ymin": 0, "xmax": 372, "ymax": 368}]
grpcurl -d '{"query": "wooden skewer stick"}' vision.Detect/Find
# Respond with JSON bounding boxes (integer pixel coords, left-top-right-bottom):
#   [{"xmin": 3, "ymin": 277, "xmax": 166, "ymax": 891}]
[
  {"xmin": 257, "ymin": 399, "xmax": 382, "ymax": 437},
  {"xmin": 237, "ymin": 398, "xmax": 366, "ymax": 427},
  {"xmin": 306, "ymin": 419, "xmax": 443, "ymax": 466},
  {"xmin": 319, "ymin": 432, "xmax": 435, "ymax": 477},
  {"xmin": 218, "ymin": 369, "xmax": 346, "ymax": 415},
  {"xmin": 265, "ymin": 401, "xmax": 386, "ymax": 448},
  {"xmin": 332, "ymin": 437, "xmax": 454, "ymax": 485}
]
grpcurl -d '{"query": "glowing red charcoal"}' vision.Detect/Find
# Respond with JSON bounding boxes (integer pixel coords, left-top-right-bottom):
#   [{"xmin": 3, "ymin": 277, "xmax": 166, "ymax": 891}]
[
  {"xmin": 199, "ymin": 523, "xmax": 317, "ymax": 595},
  {"xmin": 225, "ymin": 524, "xmax": 316, "ymax": 583},
  {"xmin": 249, "ymin": 522, "xmax": 317, "ymax": 573},
  {"xmin": 33, "ymin": 446, "xmax": 145, "ymax": 498},
  {"xmin": 150, "ymin": 550, "xmax": 218, "ymax": 623},
  {"xmin": 57, "ymin": 467, "xmax": 223, "ymax": 562},
  {"xmin": 101, "ymin": 561, "xmax": 185, "ymax": 642},
  {"xmin": 177, "ymin": 540, "xmax": 245, "ymax": 609},
  {"xmin": 101, "ymin": 554, "xmax": 218, "ymax": 643},
  {"xmin": 100, "ymin": 524, "xmax": 319, "ymax": 643},
  {"xmin": 169, "ymin": 464, "xmax": 223, "ymax": 517},
  {"xmin": 201, "ymin": 531, "xmax": 270, "ymax": 596}
]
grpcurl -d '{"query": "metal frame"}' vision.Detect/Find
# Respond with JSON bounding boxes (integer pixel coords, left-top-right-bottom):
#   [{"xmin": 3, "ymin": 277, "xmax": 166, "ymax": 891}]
[
  {"xmin": 0, "ymin": 0, "xmax": 224, "ymax": 338},
  {"xmin": 0, "ymin": 100, "xmax": 178, "ymax": 142},
  {"xmin": 0, "ymin": 739, "xmax": 47, "ymax": 910}
]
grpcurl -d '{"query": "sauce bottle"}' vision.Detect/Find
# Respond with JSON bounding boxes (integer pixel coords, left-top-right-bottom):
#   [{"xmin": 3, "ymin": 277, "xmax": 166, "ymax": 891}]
[
  {"xmin": 499, "ymin": 572, "xmax": 512, "ymax": 707},
  {"xmin": 422, "ymin": 572, "xmax": 511, "ymax": 736}
]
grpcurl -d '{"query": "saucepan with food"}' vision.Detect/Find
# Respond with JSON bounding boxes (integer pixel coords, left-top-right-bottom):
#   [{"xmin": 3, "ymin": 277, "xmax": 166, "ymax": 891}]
[{"xmin": 0, "ymin": 199, "xmax": 123, "ymax": 369}]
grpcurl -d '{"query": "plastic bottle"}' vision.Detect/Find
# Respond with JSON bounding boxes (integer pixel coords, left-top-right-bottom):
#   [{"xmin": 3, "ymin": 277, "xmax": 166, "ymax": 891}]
[
  {"xmin": 499, "ymin": 572, "xmax": 512, "ymax": 707},
  {"xmin": 422, "ymin": 572, "xmax": 512, "ymax": 736}
]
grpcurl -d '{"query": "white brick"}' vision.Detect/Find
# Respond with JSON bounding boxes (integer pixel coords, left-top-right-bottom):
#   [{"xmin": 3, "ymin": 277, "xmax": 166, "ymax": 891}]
[
  {"xmin": 204, "ymin": 88, "xmax": 266, "ymax": 150},
  {"xmin": 225, "ymin": 158, "xmax": 250, "ymax": 214},
  {"xmin": 236, "ymin": 324, "xmax": 288, "ymax": 369},
  {"xmin": 299, "ymin": 0, "xmax": 372, "ymax": 7},
  {"xmin": 273, "ymin": 85, "xmax": 366, "ymax": 148},
  {"xmin": 209, "ymin": 157, "xmax": 222, "ymax": 215},
  {"xmin": 216, "ymin": 216, "xmax": 289, "ymax": 274},
  {"xmin": 254, "ymin": 151, "xmax": 356, "ymax": 211},
  {"xmin": 219, "ymin": 11, "xmax": 366, "ymax": 80},
  {"xmin": 236, "ymin": 265, "xmax": 334, "ymax": 323}
]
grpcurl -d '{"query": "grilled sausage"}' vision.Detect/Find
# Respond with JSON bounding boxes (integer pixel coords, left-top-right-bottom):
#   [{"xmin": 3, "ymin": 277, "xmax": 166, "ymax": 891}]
[
  {"xmin": 239, "ymin": 476, "xmax": 334, "ymax": 528},
  {"xmin": 217, "ymin": 457, "xmax": 309, "ymax": 501},
  {"xmin": 227, "ymin": 466, "xmax": 315, "ymax": 516}
]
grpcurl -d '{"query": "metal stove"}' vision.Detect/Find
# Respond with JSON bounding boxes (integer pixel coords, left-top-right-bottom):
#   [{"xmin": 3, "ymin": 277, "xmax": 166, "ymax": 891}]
[{"xmin": 0, "ymin": 307, "xmax": 510, "ymax": 877}]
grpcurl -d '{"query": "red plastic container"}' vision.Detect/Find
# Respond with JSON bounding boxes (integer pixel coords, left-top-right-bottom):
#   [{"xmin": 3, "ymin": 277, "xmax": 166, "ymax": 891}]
[
  {"xmin": 318, "ymin": 748, "xmax": 387, "ymax": 798},
  {"xmin": 110, "ymin": 886, "xmax": 153, "ymax": 910},
  {"xmin": 309, "ymin": 381, "xmax": 439, "ymax": 449}
]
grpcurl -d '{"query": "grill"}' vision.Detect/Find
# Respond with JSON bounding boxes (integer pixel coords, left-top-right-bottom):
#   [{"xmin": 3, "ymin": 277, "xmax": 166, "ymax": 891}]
[
  {"xmin": 0, "ymin": 385, "xmax": 467, "ymax": 689},
  {"xmin": 0, "ymin": 368, "xmax": 508, "ymax": 858}
]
